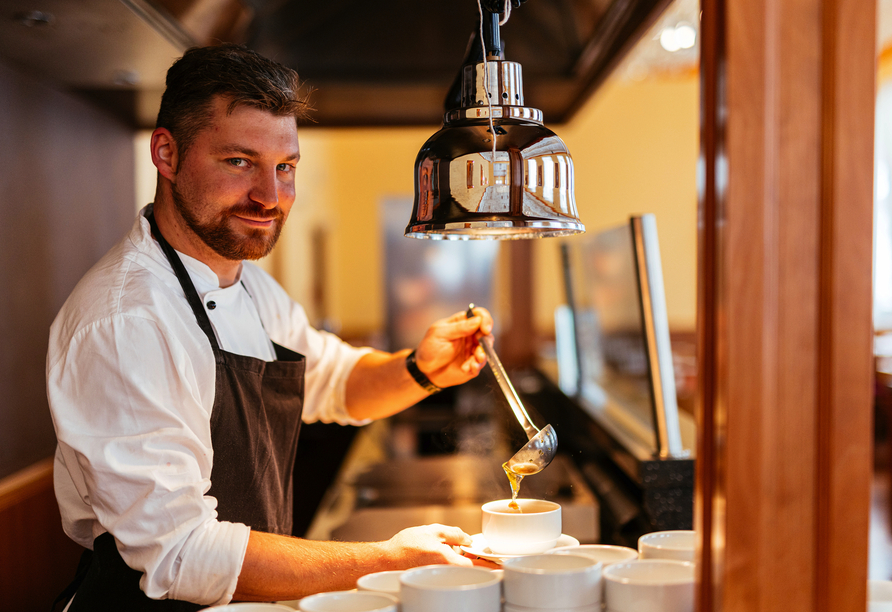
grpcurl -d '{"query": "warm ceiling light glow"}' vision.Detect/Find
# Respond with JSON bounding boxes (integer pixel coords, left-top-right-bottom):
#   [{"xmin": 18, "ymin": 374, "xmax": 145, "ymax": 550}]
[
  {"xmin": 659, "ymin": 27, "xmax": 681, "ymax": 52},
  {"xmin": 659, "ymin": 23, "xmax": 697, "ymax": 53},
  {"xmin": 676, "ymin": 24, "xmax": 697, "ymax": 49}
]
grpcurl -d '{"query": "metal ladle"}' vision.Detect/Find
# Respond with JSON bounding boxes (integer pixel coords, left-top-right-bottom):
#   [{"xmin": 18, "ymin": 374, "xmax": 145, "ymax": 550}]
[{"xmin": 467, "ymin": 305, "xmax": 558, "ymax": 475}]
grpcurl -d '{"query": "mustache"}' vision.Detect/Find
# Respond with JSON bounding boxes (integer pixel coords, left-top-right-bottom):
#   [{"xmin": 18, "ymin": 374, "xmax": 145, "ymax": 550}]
[{"xmin": 226, "ymin": 204, "xmax": 284, "ymax": 221}]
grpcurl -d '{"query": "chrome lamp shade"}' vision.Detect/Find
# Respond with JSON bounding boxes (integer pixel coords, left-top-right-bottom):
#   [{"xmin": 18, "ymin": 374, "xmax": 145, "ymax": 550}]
[{"xmin": 406, "ymin": 58, "xmax": 585, "ymax": 240}]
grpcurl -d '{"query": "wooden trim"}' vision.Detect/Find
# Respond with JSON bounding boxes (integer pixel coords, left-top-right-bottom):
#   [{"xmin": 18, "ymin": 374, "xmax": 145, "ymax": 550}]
[
  {"xmin": 500, "ymin": 240, "xmax": 537, "ymax": 368},
  {"xmin": 0, "ymin": 457, "xmax": 54, "ymax": 513},
  {"xmin": 0, "ymin": 457, "xmax": 85, "ymax": 611},
  {"xmin": 695, "ymin": 0, "xmax": 722, "ymax": 607},
  {"xmin": 697, "ymin": 0, "xmax": 876, "ymax": 610},
  {"xmin": 815, "ymin": 0, "xmax": 876, "ymax": 609}
]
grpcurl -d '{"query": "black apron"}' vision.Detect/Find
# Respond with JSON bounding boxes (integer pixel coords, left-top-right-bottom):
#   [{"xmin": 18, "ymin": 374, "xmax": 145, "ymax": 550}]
[{"xmin": 55, "ymin": 212, "xmax": 306, "ymax": 611}]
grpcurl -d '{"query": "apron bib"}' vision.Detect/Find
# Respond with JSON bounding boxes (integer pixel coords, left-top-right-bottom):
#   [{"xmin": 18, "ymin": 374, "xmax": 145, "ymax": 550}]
[{"xmin": 57, "ymin": 212, "xmax": 305, "ymax": 611}]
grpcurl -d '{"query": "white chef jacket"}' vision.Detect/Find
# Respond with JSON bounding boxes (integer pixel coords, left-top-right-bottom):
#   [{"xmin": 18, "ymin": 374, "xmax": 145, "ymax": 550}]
[{"xmin": 47, "ymin": 206, "xmax": 372, "ymax": 607}]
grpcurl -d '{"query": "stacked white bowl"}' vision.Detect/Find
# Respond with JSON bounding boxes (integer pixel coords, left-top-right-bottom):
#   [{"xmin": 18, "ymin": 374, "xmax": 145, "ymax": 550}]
[
  {"xmin": 870, "ymin": 580, "xmax": 892, "ymax": 611},
  {"xmin": 637, "ymin": 531, "xmax": 696, "ymax": 563},
  {"xmin": 356, "ymin": 570, "xmax": 403, "ymax": 598},
  {"xmin": 399, "ymin": 564, "xmax": 502, "ymax": 612},
  {"xmin": 502, "ymin": 553, "xmax": 603, "ymax": 612},
  {"xmin": 602, "ymin": 560, "xmax": 695, "ymax": 612},
  {"xmin": 298, "ymin": 591, "xmax": 399, "ymax": 612}
]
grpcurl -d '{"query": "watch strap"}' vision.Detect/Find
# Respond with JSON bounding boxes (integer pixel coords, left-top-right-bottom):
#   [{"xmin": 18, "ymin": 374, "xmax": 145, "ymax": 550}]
[{"xmin": 406, "ymin": 350, "xmax": 441, "ymax": 394}]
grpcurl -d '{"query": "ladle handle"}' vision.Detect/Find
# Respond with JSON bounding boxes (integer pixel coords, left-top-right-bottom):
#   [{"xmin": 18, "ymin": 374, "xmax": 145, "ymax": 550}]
[{"xmin": 467, "ymin": 305, "xmax": 540, "ymax": 440}]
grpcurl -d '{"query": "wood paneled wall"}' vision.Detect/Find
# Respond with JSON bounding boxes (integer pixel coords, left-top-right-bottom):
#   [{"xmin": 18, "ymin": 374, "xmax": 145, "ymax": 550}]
[
  {"xmin": 0, "ymin": 59, "xmax": 135, "ymax": 480},
  {"xmin": 697, "ymin": 0, "xmax": 876, "ymax": 610},
  {"xmin": 0, "ymin": 459, "xmax": 84, "ymax": 612}
]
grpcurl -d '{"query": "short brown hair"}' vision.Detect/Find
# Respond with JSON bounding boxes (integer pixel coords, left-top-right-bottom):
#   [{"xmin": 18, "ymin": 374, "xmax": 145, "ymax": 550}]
[{"xmin": 156, "ymin": 43, "xmax": 310, "ymax": 161}]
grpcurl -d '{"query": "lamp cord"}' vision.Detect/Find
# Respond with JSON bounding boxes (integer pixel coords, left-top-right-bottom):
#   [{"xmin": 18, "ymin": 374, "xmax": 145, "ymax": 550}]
[{"xmin": 477, "ymin": 0, "xmax": 513, "ymax": 162}]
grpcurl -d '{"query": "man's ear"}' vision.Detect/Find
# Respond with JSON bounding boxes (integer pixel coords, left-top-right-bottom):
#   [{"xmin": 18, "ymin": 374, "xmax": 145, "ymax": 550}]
[{"xmin": 150, "ymin": 128, "xmax": 179, "ymax": 182}]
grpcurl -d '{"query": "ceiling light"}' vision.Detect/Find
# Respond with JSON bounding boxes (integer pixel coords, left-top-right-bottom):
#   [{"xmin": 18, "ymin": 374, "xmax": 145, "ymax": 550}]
[
  {"xmin": 675, "ymin": 23, "xmax": 697, "ymax": 49},
  {"xmin": 659, "ymin": 27, "xmax": 681, "ymax": 52},
  {"xmin": 405, "ymin": 2, "xmax": 584, "ymax": 240},
  {"xmin": 659, "ymin": 23, "xmax": 697, "ymax": 53}
]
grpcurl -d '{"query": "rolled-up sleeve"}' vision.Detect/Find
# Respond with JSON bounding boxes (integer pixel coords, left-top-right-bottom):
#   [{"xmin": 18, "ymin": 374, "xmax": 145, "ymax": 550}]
[{"xmin": 48, "ymin": 314, "xmax": 249, "ymax": 606}]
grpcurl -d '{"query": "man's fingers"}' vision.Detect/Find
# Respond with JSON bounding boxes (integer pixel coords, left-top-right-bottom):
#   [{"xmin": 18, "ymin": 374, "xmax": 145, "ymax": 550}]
[
  {"xmin": 435, "ymin": 525, "xmax": 473, "ymax": 547},
  {"xmin": 444, "ymin": 549, "xmax": 474, "ymax": 566},
  {"xmin": 445, "ymin": 307, "xmax": 494, "ymax": 335},
  {"xmin": 462, "ymin": 353, "xmax": 486, "ymax": 374},
  {"xmin": 470, "ymin": 557, "xmax": 501, "ymax": 569},
  {"xmin": 436, "ymin": 317, "xmax": 486, "ymax": 340}
]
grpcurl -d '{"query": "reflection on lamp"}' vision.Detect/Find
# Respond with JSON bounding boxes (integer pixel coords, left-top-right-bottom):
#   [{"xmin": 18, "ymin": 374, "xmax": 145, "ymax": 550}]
[{"xmin": 405, "ymin": 4, "xmax": 584, "ymax": 240}]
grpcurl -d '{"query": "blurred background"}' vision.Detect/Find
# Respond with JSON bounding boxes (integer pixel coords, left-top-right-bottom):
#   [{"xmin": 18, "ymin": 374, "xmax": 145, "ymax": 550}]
[{"xmin": 3, "ymin": 0, "xmax": 892, "ymax": 608}]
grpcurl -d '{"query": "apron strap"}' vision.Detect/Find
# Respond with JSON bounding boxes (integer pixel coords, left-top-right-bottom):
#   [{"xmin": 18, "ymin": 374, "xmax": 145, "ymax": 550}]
[
  {"xmin": 51, "ymin": 547, "xmax": 92, "ymax": 611},
  {"xmin": 146, "ymin": 211, "xmax": 222, "ymax": 356}
]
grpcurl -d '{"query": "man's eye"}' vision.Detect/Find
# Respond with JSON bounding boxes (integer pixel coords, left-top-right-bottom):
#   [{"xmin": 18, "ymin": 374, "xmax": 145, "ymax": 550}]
[
  {"xmin": 277, "ymin": 163, "xmax": 295, "ymax": 172},
  {"xmin": 228, "ymin": 158, "xmax": 247, "ymax": 167}
]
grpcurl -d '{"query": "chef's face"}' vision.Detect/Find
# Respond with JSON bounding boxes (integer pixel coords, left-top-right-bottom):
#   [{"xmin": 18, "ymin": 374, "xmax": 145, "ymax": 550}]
[{"xmin": 170, "ymin": 96, "xmax": 300, "ymax": 261}]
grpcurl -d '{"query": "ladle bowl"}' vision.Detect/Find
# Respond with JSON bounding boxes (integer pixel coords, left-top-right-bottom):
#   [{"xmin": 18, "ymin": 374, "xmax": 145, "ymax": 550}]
[{"xmin": 505, "ymin": 424, "xmax": 558, "ymax": 475}]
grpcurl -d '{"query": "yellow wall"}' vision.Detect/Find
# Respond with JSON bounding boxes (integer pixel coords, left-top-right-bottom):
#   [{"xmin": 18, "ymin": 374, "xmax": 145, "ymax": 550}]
[
  {"xmin": 277, "ymin": 128, "xmax": 435, "ymax": 337},
  {"xmin": 277, "ymin": 72, "xmax": 699, "ymax": 338},
  {"xmin": 135, "ymin": 71, "xmax": 699, "ymax": 339},
  {"xmin": 544, "ymin": 74, "xmax": 699, "ymax": 333}
]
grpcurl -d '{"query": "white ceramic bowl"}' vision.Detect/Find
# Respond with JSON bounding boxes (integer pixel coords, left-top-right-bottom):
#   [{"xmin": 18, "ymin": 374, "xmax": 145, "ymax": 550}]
[
  {"xmin": 503, "ymin": 603, "xmax": 600, "ymax": 612},
  {"xmin": 502, "ymin": 553, "xmax": 602, "ymax": 608},
  {"xmin": 399, "ymin": 564, "xmax": 502, "ymax": 612},
  {"xmin": 298, "ymin": 590, "xmax": 399, "ymax": 612},
  {"xmin": 549, "ymin": 544, "xmax": 639, "ymax": 566},
  {"xmin": 204, "ymin": 604, "xmax": 296, "ymax": 611},
  {"xmin": 637, "ymin": 531, "xmax": 696, "ymax": 562},
  {"xmin": 356, "ymin": 570, "xmax": 403, "ymax": 596},
  {"xmin": 548, "ymin": 544, "xmax": 639, "ymax": 605},
  {"xmin": 603, "ymin": 560, "xmax": 694, "ymax": 612},
  {"xmin": 481, "ymin": 499, "xmax": 562, "ymax": 555},
  {"xmin": 870, "ymin": 580, "xmax": 892, "ymax": 611}
]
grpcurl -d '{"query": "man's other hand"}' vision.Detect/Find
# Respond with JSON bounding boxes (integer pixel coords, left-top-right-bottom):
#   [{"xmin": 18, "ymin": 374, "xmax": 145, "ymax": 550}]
[{"xmin": 380, "ymin": 524, "xmax": 498, "ymax": 569}]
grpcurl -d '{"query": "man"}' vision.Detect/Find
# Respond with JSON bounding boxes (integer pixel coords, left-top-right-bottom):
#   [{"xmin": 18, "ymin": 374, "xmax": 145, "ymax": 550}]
[{"xmin": 47, "ymin": 43, "xmax": 494, "ymax": 610}]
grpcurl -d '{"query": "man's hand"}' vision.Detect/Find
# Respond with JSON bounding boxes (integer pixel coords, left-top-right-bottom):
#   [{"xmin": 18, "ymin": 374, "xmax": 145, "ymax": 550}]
[
  {"xmin": 414, "ymin": 306, "xmax": 494, "ymax": 389},
  {"xmin": 344, "ymin": 306, "xmax": 494, "ymax": 421},
  {"xmin": 380, "ymin": 524, "xmax": 498, "ymax": 569}
]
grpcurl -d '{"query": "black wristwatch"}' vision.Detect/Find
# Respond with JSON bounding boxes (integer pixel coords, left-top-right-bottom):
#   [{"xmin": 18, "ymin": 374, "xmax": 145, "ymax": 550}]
[{"xmin": 406, "ymin": 350, "xmax": 441, "ymax": 394}]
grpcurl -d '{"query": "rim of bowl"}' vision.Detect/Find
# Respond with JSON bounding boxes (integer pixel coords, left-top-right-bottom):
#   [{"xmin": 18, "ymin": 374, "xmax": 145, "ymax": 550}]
[
  {"xmin": 603, "ymin": 559, "xmax": 695, "ymax": 585},
  {"xmin": 357, "ymin": 570, "xmax": 403, "ymax": 591},
  {"xmin": 481, "ymin": 499, "xmax": 561, "ymax": 514},
  {"xmin": 550, "ymin": 544, "xmax": 638, "ymax": 559},
  {"xmin": 298, "ymin": 590, "xmax": 399, "ymax": 612},
  {"xmin": 639, "ymin": 531, "xmax": 696, "ymax": 551},
  {"xmin": 503, "ymin": 553, "xmax": 601, "ymax": 574},
  {"xmin": 400, "ymin": 564, "xmax": 503, "ymax": 591}
]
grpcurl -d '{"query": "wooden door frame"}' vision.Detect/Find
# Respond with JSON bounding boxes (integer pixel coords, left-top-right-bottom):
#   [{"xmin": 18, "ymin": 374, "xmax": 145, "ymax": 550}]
[{"xmin": 697, "ymin": 0, "xmax": 877, "ymax": 610}]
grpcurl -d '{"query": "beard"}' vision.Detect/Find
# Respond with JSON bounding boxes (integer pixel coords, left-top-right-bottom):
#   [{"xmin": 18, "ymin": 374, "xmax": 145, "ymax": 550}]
[{"xmin": 170, "ymin": 182, "xmax": 286, "ymax": 261}]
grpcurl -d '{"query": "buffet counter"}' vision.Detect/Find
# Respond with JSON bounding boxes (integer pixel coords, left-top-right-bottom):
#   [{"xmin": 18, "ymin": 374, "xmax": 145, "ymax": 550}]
[{"xmin": 304, "ymin": 419, "xmax": 599, "ymax": 546}]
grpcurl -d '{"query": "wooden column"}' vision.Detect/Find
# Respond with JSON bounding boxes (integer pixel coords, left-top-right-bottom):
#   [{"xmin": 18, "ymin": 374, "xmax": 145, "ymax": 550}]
[
  {"xmin": 697, "ymin": 0, "xmax": 876, "ymax": 611},
  {"xmin": 500, "ymin": 240, "xmax": 537, "ymax": 368}
]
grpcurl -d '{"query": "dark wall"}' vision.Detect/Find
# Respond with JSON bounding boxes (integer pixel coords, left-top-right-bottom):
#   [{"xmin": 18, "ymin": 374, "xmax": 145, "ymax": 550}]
[{"xmin": 0, "ymin": 60, "xmax": 136, "ymax": 479}]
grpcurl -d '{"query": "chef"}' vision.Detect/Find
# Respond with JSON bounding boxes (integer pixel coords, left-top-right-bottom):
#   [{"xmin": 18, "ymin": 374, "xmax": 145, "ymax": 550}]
[{"xmin": 47, "ymin": 43, "xmax": 494, "ymax": 611}]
